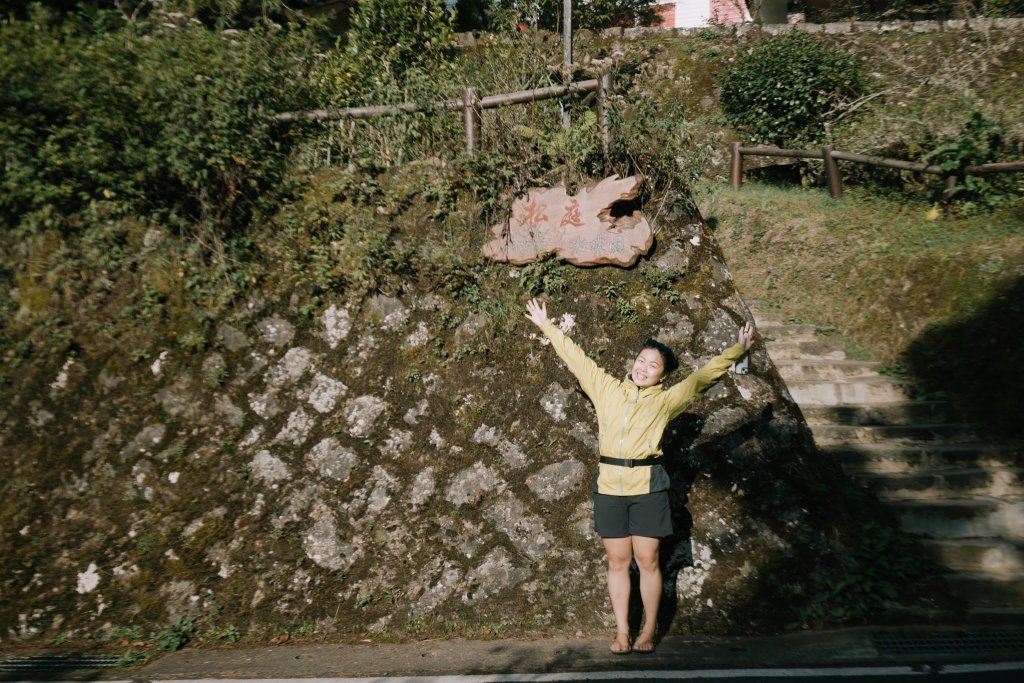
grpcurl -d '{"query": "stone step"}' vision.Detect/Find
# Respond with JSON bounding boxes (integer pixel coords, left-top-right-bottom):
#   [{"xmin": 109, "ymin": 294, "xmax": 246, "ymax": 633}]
[
  {"xmin": 787, "ymin": 378, "xmax": 911, "ymax": 405},
  {"xmin": 746, "ymin": 304, "xmax": 784, "ymax": 328},
  {"xmin": 942, "ymin": 572, "xmax": 1024, "ymax": 608},
  {"xmin": 747, "ymin": 305, "xmax": 1024, "ymax": 612},
  {"xmin": 765, "ymin": 340, "xmax": 848, "ymax": 361},
  {"xmin": 759, "ymin": 323, "xmax": 818, "ymax": 342},
  {"xmin": 891, "ymin": 498, "xmax": 1024, "ymax": 540},
  {"xmin": 801, "ymin": 402, "xmax": 956, "ymax": 426},
  {"xmin": 925, "ymin": 538, "xmax": 1024, "ymax": 574},
  {"xmin": 824, "ymin": 442, "xmax": 1022, "ymax": 475},
  {"xmin": 872, "ymin": 604, "xmax": 1024, "ymax": 626},
  {"xmin": 858, "ymin": 468, "xmax": 1024, "ymax": 501},
  {"xmin": 774, "ymin": 359, "xmax": 882, "ymax": 382},
  {"xmin": 961, "ymin": 607, "xmax": 1024, "ymax": 624},
  {"xmin": 811, "ymin": 423, "xmax": 984, "ymax": 446}
]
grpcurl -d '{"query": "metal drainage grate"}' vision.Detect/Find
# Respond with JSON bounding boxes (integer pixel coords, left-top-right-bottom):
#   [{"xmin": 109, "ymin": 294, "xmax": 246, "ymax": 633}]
[
  {"xmin": 872, "ymin": 630, "xmax": 1024, "ymax": 656},
  {"xmin": 0, "ymin": 655, "xmax": 121, "ymax": 672}
]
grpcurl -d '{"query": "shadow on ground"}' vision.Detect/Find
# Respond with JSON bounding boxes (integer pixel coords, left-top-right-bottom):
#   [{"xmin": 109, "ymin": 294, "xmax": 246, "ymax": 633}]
[{"xmin": 902, "ymin": 276, "xmax": 1024, "ymax": 438}]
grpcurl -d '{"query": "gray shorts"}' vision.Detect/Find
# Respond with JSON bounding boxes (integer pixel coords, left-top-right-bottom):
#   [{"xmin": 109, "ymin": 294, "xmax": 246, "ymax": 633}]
[{"xmin": 593, "ymin": 490, "xmax": 672, "ymax": 539}]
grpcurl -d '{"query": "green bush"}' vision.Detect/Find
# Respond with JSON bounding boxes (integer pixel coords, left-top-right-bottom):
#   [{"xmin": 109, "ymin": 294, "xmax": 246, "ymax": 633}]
[
  {"xmin": 305, "ymin": 0, "xmax": 460, "ymax": 165},
  {"xmin": 925, "ymin": 110, "xmax": 1022, "ymax": 213},
  {"xmin": 480, "ymin": 0, "xmax": 658, "ymax": 31},
  {"xmin": 339, "ymin": 0, "xmax": 456, "ymax": 91},
  {"xmin": 719, "ymin": 33, "xmax": 867, "ymax": 147},
  {"xmin": 0, "ymin": 6, "xmax": 317, "ymax": 233},
  {"xmin": 307, "ymin": 0, "xmax": 456, "ymax": 104},
  {"xmin": 797, "ymin": 517, "xmax": 938, "ymax": 627},
  {"xmin": 799, "ymin": 0, "xmax": 1024, "ymax": 20},
  {"xmin": 151, "ymin": 616, "xmax": 197, "ymax": 651},
  {"xmin": 982, "ymin": 0, "xmax": 1024, "ymax": 16}
]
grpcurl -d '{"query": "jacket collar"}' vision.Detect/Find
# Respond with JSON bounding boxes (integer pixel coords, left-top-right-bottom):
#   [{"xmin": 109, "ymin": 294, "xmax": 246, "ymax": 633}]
[{"xmin": 624, "ymin": 376, "xmax": 665, "ymax": 397}]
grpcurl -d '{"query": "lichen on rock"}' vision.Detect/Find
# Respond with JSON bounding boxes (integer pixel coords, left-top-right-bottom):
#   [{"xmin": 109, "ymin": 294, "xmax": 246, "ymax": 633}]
[
  {"xmin": 1, "ymin": 172, "xmax": 873, "ymax": 642},
  {"xmin": 446, "ymin": 461, "xmax": 506, "ymax": 506},
  {"xmin": 345, "ymin": 395, "xmax": 386, "ymax": 438},
  {"xmin": 306, "ymin": 437, "xmax": 358, "ymax": 482},
  {"xmin": 526, "ymin": 459, "xmax": 586, "ymax": 501}
]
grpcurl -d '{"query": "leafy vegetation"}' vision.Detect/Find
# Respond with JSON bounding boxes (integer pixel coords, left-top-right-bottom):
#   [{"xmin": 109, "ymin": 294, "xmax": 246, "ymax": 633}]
[
  {"xmin": 797, "ymin": 517, "xmax": 941, "ymax": 627},
  {"xmin": 151, "ymin": 616, "xmax": 198, "ymax": 651},
  {"xmin": 0, "ymin": 5, "xmax": 317, "ymax": 235},
  {"xmin": 470, "ymin": 0, "xmax": 659, "ymax": 31},
  {"xmin": 332, "ymin": 0, "xmax": 457, "ymax": 89},
  {"xmin": 720, "ymin": 33, "xmax": 868, "ymax": 146},
  {"xmin": 796, "ymin": 0, "xmax": 1024, "ymax": 21},
  {"xmin": 1, "ymin": 2, "xmax": 1023, "ymax": 642},
  {"xmin": 925, "ymin": 110, "xmax": 1020, "ymax": 212}
]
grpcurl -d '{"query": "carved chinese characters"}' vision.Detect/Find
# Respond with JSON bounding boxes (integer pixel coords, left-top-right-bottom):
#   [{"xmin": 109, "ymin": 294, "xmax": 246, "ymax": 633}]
[{"xmin": 481, "ymin": 175, "xmax": 654, "ymax": 267}]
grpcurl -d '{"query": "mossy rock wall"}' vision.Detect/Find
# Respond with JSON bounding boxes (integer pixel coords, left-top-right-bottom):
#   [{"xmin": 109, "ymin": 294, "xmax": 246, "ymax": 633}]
[{"xmin": 1, "ymin": 191, "xmax": 846, "ymax": 643}]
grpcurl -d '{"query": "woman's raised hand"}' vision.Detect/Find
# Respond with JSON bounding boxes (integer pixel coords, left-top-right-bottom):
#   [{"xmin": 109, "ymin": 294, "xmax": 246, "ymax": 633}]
[
  {"xmin": 738, "ymin": 321, "xmax": 755, "ymax": 350},
  {"xmin": 524, "ymin": 298, "xmax": 549, "ymax": 328}
]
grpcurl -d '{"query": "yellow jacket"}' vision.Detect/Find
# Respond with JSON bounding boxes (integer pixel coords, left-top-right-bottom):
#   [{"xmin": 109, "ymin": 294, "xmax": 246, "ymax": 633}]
[{"xmin": 540, "ymin": 320, "xmax": 746, "ymax": 495}]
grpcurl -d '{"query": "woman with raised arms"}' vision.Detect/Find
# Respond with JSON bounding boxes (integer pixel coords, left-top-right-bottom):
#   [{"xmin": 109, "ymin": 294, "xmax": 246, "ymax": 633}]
[{"xmin": 524, "ymin": 298, "xmax": 754, "ymax": 654}]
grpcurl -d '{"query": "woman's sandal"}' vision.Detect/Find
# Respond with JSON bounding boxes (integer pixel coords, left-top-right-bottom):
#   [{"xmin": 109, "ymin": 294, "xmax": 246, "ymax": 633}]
[
  {"xmin": 632, "ymin": 633, "xmax": 656, "ymax": 654},
  {"xmin": 609, "ymin": 632, "xmax": 632, "ymax": 655}
]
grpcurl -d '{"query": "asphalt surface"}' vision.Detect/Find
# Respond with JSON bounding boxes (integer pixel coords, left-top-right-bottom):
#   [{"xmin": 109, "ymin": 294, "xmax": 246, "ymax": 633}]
[{"xmin": 3, "ymin": 626, "xmax": 1024, "ymax": 681}]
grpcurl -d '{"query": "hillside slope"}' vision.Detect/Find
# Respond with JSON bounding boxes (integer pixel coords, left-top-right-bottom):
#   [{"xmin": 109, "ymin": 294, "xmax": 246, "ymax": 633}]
[
  {"xmin": 1, "ymin": 174, "xmax": 883, "ymax": 645},
  {"xmin": 7, "ymin": 18, "xmax": 1012, "ymax": 648},
  {"xmin": 701, "ymin": 182, "xmax": 1024, "ymax": 435}
]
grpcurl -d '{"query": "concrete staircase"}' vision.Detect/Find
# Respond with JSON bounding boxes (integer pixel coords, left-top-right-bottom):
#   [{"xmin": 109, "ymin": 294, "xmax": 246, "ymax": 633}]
[{"xmin": 749, "ymin": 302, "xmax": 1024, "ymax": 622}]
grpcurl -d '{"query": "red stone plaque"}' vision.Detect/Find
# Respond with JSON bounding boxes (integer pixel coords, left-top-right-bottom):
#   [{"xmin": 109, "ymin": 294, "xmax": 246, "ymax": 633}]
[{"xmin": 482, "ymin": 175, "xmax": 653, "ymax": 267}]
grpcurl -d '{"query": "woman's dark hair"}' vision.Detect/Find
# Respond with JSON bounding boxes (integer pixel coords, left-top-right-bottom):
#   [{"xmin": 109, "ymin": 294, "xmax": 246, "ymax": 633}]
[{"xmin": 642, "ymin": 338, "xmax": 679, "ymax": 376}]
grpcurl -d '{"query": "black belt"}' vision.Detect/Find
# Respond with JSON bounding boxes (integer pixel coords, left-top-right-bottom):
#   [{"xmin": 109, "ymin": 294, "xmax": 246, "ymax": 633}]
[{"xmin": 599, "ymin": 456, "xmax": 664, "ymax": 468}]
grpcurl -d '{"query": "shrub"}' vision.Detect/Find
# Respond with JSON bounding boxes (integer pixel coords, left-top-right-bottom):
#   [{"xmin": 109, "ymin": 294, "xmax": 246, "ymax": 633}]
[
  {"xmin": 719, "ymin": 33, "xmax": 867, "ymax": 147},
  {"xmin": 982, "ymin": 0, "xmax": 1024, "ymax": 16},
  {"xmin": 0, "ymin": 7, "xmax": 317, "ymax": 233},
  {"xmin": 305, "ymin": 0, "xmax": 460, "ymax": 165},
  {"xmin": 342, "ymin": 0, "xmax": 456, "ymax": 88},
  {"xmin": 799, "ymin": 0, "xmax": 1024, "ymax": 21},
  {"xmin": 480, "ymin": 0, "xmax": 658, "ymax": 31},
  {"xmin": 925, "ymin": 110, "xmax": 1022, "ymax": 213}
]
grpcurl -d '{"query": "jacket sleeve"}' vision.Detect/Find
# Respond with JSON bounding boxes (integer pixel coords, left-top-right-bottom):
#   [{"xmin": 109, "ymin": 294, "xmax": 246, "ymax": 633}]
[
  {"xmin": 665, "ymin": 343, "xmax": 747, "ymax": 418},
  {"xmin": 539, "ymin": 320, "xmax": 618, "ymax": 402}
]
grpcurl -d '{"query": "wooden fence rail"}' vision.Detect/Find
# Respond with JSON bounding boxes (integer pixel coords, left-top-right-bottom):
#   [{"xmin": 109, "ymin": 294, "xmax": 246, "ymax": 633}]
[
  {"xmin": 730, "ymin": 142, "xmax": 1024, "ymax": 200},
  {"xmin": 274, "ymin": 73, "xmax": 614, "ymax": 157}
]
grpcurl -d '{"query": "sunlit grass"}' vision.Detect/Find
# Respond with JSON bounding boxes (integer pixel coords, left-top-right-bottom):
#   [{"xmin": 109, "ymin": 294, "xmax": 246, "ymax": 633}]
[{"xmin": 699, "ymin": 180, "xmax": 1024, "ymax": 363}]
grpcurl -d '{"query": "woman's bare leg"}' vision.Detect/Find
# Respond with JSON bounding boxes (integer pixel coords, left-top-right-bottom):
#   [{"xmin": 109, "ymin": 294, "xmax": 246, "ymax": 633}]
[
  {"xmin": 631, "ymin": 535, "xmax": 661, "ymax": 652},
  {"xmin": 602, "ymin": 536, "xmax": 633, "ymax": 653}
]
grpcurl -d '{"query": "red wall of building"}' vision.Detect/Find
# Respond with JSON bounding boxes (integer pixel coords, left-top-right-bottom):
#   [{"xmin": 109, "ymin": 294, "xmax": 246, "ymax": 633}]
[
  {"xmin": 712, "ymin": 1, "xmax": 749, "ymax": 25},
  {"xmin": 653, "ymin": 2, "xmax": 676, "ymax": 27}
]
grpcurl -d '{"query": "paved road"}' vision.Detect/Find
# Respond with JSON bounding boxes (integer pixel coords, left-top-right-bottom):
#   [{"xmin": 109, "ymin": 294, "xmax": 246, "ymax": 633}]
[
  {"xmin": 23, "ymin": 664, "xmax": 1024, "ymax": 683},
  {"xmin": 4, "ymin": 626, "xmax": 1024, "ymax": 682}
]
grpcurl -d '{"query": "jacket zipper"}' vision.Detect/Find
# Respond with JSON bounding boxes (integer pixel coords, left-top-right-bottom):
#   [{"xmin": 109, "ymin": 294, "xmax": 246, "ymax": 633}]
[{"xmin": 617, "ymin": 386, "xmax": 640, "ymax": 494}]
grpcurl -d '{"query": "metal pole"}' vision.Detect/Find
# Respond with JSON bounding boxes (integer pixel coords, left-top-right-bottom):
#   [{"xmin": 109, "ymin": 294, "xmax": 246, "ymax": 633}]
[{"xmin": 562, "ymin": 0, "xmax": 572, "ymax": 129}]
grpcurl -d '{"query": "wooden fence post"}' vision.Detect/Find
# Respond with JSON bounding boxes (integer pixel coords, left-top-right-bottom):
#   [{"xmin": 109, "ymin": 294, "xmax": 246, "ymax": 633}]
[
  {"xmin": 823, "ymin": 145, "xmax": 843, "ymax": 199},
  {"xmin": 730, "ymin": 142, "xmax": 743, "ymax": 190},
  {"xmin": 463, "ymin": 87, "xmax": 482, "ymax": 156},
  {"xmin": 943, "ymin": 173, "xmax": 959, "ymax": 208},
  {"xmin": 597, "ymin": 71, "xmax": 613, "ymax": 158}
]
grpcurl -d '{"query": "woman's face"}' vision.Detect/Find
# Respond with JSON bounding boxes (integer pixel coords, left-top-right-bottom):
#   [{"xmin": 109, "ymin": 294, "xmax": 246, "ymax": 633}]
[{"xmin": 631, "ymin": 348, "xmax": 667, "ymax": 388}]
